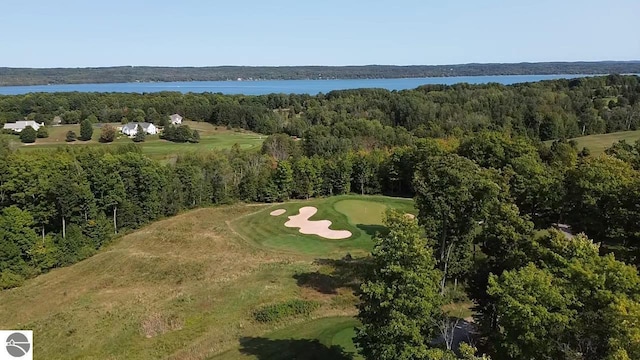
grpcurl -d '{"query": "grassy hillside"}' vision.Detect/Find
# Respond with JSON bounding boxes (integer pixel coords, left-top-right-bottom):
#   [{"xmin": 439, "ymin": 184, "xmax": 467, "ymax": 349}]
[
  {"xmin": 0, "ymin": 196, "xmax": 413, "ymax": 359},
  {"xmin": 9, "ymin": 121, "xmax": 264, "ymax": 159},
  {"xmin": 547, "ymin": 130, "xmax": 640, "ymax": 155}
]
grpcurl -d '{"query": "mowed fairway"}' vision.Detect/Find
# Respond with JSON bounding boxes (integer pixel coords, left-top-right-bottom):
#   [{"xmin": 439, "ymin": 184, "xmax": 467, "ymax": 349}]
[
  {"xmin": 0, "ymin": 196, "xmax": 413, "ymax": 359},
  {"xmin": 231, "ymin": 195, "xmax": 415, "ymax": 257},
  {"xmin": 13, "ymin": 121, "xmax": 264, "ymax": 159},
  {"xmin": 214, "ymin": 317, "xmax": 361, "ymax": 360},
  {"xmin": 545, "ymin": 130, "xmax": 640, "ymax": 155}
]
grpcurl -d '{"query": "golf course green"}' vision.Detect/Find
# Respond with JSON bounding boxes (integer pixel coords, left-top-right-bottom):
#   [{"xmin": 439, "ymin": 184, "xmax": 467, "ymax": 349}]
[{"xmin": 231, "ymin": 195, "xmax": 415, "ymax": 257}]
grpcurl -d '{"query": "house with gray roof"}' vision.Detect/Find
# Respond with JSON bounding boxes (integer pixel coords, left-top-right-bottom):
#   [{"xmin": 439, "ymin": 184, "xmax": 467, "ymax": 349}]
[
  {"xmin": 120, "ymin": 122, "xmax": 158, "ymax": 136},
  {"xmin": 169, "ymin": 114, "xmax": 183, "ymax": 125},
  {"xmin": 3, "ymin": 120, "xmax": 44, "ymax": 133}
]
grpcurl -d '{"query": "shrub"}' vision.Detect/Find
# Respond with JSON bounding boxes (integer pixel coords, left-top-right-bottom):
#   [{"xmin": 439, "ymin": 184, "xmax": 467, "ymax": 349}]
[
  {"xmin": 19, "ymin": 126, "xmax": 37, "ymax": 143},
  {"xmin": 99, "ymin": 124, "xmax": 116, "ymax": 143},
  {"xmin": 252, "ymin": 299, "xmax": 319, "ymax": 323},
  {"xmin": 36, "ymin": 126, "xmax": 49, "ymax": 138},
  {"xmin": 66, "ymin": 130, "xmax": 77, "ymax": 142}
]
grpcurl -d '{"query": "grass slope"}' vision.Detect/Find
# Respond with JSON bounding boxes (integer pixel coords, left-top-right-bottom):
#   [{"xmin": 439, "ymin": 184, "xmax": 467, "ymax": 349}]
[
  {"xmin": 11, "ymin": 121, "xmax": 264, "ymax": 159},
  {"xmin": 231, "ymin": 195, "xmax": 415, "ymax": 257},
  {"xmin": 0, "ymin": 203, "xmax": 363, "ymax": 359},
  {"xmin": 573, "ymin": 130, "xmax": 640, "ymax": 155},
  {"xmin": 545, "ymin": 130, "xmax": 640, "ymax": 155},
  {"xmin": 1, "ymin": 196, "xmax": 420, "ymax": 359}
]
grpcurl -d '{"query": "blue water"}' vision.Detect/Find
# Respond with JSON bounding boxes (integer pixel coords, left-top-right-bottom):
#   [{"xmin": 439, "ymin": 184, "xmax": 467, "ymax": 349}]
[{"xmin": 0, "ymin": 74, "xmax": 597, "ymax": 95}]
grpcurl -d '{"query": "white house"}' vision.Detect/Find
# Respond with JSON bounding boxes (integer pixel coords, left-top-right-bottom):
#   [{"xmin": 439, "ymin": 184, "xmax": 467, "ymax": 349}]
[
  {"xmin": 3, "ymin": 120, "xmax": 44, "ymax": 133},
  {"xmin": 169, "ymin": 114, "xmax": 183, "ymax": 125},
  {"xmin": 121, "ymin": 122, "xmax": 158, "ymax": 136}
]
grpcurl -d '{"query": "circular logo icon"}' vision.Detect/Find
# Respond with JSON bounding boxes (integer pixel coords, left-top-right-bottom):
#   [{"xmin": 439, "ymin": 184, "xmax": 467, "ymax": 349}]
[{"xmin": 5, "ymin": 332, "xmax": 30, "ymax": 357}]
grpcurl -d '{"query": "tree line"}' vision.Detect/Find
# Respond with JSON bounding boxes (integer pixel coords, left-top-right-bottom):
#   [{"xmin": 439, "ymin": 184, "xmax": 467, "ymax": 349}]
[
  {"xmin": 2, "ymin": 62, "xmax": 640, "ymax": 86},
  {"xmin": 1, "ymin": 75, "xmax": 639, "ymax": 148},
  {"xmin": 353, "ymin": 132, "xmax": 640, "ymax": 359}
]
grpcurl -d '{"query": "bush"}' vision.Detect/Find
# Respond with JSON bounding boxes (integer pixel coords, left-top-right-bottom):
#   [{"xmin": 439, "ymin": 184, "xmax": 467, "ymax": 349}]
[
  {"xmin": 252, "ymin": 299, "xmax": 320, "ymax": 323},
  {"xmin": 0, "ymin": 270, "xmax": 24, "ymax": 290},
  {"xmin": 19, "ymin": 126, "xmax": 37, "ymax": 143},
  {"xmin": 99, "ymin": 124, "xmax": 117, "ymax": 143},
  {"xmin": 161, "ymin": 124, "xmax": 199, "ymax": 143},
  {"xmin": 36, "ymin": 126, "xmax": 49, "ymax": 138},
  {"xmin": 66, "ymin": 130, "xmax": 77, "ymax": 142}
]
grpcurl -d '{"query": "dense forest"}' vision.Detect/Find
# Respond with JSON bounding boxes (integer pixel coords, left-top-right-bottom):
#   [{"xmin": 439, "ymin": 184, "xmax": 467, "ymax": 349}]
[
  {"xmin": 1, "ymin": 61, "xmax": 639, "ymax": 86},
  {"xmin": 1, "ymin": 129, "xmax": 640, "ymax": 358},
  {"xmin": 1, "ymin": 75, "xmax": 639, "ymax": 145},
  {"xmin": 2, "ymin": 75, "xmax": 640, "ymax": 359}
]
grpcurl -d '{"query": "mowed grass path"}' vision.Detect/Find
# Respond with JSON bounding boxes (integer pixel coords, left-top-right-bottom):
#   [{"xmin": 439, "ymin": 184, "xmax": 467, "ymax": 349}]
[
  {"xmin": 13, "ymin": 120, "xmax": 264, "ymax": 159},
  {"xmin": 231, "ymin": 195, "xmax": 415, "ymax": 257}
]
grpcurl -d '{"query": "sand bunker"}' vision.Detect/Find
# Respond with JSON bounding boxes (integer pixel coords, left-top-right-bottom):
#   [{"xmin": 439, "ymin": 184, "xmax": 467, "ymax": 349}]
[
  {"xmin": 270, "ymin": 209, "xmax": 286, "ymax": 216},
  {"xmin": 284, "ymin": 206, "xmax": 352, "ymax": 239}
]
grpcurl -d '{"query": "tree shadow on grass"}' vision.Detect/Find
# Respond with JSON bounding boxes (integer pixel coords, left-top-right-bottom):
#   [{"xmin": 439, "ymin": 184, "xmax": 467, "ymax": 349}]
[
  {"xmin": 356, "ymin": 224, "xmax": 387, "ymax": 237},
  {"xmin": 294, "ymin": 256, "xmax": 370, "ymax": 295},
  {"xmin": 239, "ymin": 337, "xmax": 354, "ymax": 360}
]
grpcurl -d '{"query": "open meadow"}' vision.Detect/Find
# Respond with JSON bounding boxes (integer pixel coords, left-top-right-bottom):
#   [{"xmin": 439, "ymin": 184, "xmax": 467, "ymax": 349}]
[
  {"xmin": 0, "ymin": 195, "xmax": 417, "ymax": 359},
  {"xmin": 8, "ymin": 121, "xmax": 264, "ymax": 159}
]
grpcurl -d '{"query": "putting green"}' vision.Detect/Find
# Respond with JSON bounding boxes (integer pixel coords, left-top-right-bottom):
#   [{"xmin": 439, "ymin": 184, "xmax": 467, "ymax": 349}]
[
  {"xmin": 231, "ymin": 195, "xmax": 415, "ymax": 257},
  {"xmin": 334, "ymin": 199, "xmax": 387, "ymax": 225}
]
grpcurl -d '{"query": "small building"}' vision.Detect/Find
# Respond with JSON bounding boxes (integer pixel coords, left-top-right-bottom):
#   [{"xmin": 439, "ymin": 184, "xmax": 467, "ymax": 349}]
[
  {"xmin": 51, "ymin": 116, "xmax": 63, "ymax": 126},
  {"xmin": 169, "ymin": 114, "xmax": 183, "ymax": 125},
  {"xmin": 3, "ymin": 120, "xmax": 44, "ymax": 133},
  {"xmin": 121, "ymin": 122, "xmax": 158, "ymax": 136}
]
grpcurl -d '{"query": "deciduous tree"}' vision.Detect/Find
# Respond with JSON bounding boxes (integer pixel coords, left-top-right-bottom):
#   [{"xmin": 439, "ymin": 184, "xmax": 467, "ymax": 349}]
[
  {"xmin": 19, "ymin": 126, "xmax": 36, "ymax": 143},
  {"xmin": 356, "ymin": 210, "xmax": 442, "ymax": 360}
]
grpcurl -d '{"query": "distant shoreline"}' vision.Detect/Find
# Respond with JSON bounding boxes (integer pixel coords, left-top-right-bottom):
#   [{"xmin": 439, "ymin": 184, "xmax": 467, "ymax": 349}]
[
  {"xmin": 1, "ymin": 61, "xmax": 639, "ymax": 87},
  {"xmin": 1, "ymin": 74, "xmax": 624, "ymax": 96}
]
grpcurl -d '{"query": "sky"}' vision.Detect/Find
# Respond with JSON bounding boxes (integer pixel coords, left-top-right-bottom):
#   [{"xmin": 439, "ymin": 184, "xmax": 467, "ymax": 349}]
[{"xmin": 1, "ymin": 0, "xmax": 639, "ymax": 68}]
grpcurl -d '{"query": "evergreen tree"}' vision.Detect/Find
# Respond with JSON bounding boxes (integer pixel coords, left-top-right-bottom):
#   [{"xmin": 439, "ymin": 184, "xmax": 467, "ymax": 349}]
[
  {"xmin": 191, "ymin": 129, "xmax": 200, "ymax": 143},
  {"xmin": 271, "ymin": 160, "xmax": 293, "ymax": 201},
  {"xmin": 133, "ymin": 125, "xmax": 146, "ymax": 142},
  {"xmin": 79, "ymin": 119, "xmax": 93, "ymax": 141}
]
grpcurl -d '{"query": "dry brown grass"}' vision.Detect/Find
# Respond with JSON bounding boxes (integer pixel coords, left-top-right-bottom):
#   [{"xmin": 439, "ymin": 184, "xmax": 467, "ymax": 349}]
[{"xmin": 0, "ymin": 204, "xmax": 355, "ymax": 360}]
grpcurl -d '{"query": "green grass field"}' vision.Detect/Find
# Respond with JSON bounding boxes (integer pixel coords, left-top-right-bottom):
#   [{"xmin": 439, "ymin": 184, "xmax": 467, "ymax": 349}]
[
  {"xmin": 545, "ymin": 130, "xmax": 640, "ymax": 155},
  {"xmin": 231, "ymin": 195, "xmax": 415, "ymax": 257},
  {"xmin": 213, "ymin": 317, "xmax": 361, "ymax": 360},
  {"xmin": 9, "ymin": 121, "xmax": 264, "ymax": 159},
  {"xmin": 0, "ymin": 195, "xmax": 419, "ymax": 359}
]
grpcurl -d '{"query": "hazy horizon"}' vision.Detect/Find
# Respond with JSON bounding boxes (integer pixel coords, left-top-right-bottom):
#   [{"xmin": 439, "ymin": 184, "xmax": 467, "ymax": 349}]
[{"xmin": 1, "ymin": 60, "xmax": 639, "ymax": 70}]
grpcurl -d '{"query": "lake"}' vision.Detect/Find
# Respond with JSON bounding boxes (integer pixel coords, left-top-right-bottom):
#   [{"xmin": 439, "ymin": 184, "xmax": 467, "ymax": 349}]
[{"xmin": 0, "ymin": 74, "xmax": 599, "ymax": 95}]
